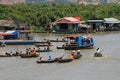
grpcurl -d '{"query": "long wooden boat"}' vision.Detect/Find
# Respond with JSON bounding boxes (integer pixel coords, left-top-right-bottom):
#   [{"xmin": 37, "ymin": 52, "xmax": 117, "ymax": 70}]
[
  {"xmin": 0, "ymin": 54, "xmax": 12, "ymax": 57},
  {"xmin": 35, "ymin": 44, "xmax": 53, "ymax": 47},
  {"xmin": 58, "ymin": 58, "xmax": 73, "ymax": 63},
  {"xmin": 94, "ymin": 53, "xmax": 102, "ymax": 57},
  {"xmin": 56, "ymin": 46, "xmax": 64, "ymax": 49},
  {"xmin": 64, "ymin": 46, "xmax": 94, "ymax": 50},
  {"xmin": 20, "ymin": 54, "xmax": 39, "ymax": 58},
  {"xmin": 36, "ymin": 56, "xmax": 63, "ymax": 63},
  {"xmin": 36, "ymin": 49, "xmax": 52, "ymax": 52},
  {"xmin": 49, "ymin": 40, "xmax": 65, "ymax": 42}
]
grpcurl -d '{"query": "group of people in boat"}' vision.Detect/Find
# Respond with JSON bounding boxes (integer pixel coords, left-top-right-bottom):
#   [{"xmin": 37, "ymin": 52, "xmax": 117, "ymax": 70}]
[
  {"xmin": 70, "ymin": 50, "xmax": 81, "ymax": 60},
  {"xmin": 26, "ymin": 48, "xmax": 37, "ymax": 55}
]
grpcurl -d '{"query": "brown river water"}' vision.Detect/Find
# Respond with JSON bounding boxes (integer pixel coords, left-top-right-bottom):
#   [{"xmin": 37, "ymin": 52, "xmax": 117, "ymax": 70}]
[{"xmin": 0, "ymin": 32, "xmax": 120, "ymax": 80}]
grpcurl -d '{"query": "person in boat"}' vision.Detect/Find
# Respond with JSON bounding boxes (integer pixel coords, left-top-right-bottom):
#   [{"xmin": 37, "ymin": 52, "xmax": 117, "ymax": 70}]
[
  {"xmin": 48, "ymin": 56, "xmax": 52, "ymax": 60},
  {"xmin": 70, "ymin": 53, "xmax": 74, "ymax": 60},
  {"xmin": 28, "ymin": 48, "xmax": 32, "ymax": 54},
  {"xmin": 5, "ymin": 52, "xmax": 11, "ymax": 56},
  {"xmin": 47, "ymin": 46, "xmax": 50, "ymax": 50},
  {"xmin": 72, "ymin": 50, "xmax": 76, "ymax": 55},
  {"xmin": 62, "ymin": 43, "xmax": 65, "ymax": 47},
  {"xmin": 96, "ymin": 48, "xmax": 102, "ymax": 54},
  {"xmin": 32, "ymin": 48, "xmax": 36, "ymax": 55},
  {"xmin": 77, "ymin": 50, "xmax": 81, "ymax": 55},
  {"xmin": 26, "ymin": 48, "xmax": 29, "ymax": 54}
]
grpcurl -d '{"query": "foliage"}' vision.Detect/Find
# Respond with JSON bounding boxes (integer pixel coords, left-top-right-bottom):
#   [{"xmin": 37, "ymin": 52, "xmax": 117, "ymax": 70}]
[{"xmin": 0, "ymin": 4, "xmax": 120, "ymax": 31}]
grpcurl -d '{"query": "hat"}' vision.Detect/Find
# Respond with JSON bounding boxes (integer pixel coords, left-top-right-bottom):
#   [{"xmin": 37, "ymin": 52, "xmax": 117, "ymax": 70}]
[
  {"xmin": 72, "ymin": 50, "xmax": 75, "ymax": 53},
  {"xmin": 77, "ymin": 50, "xmax": 80, "ymax": 52}
]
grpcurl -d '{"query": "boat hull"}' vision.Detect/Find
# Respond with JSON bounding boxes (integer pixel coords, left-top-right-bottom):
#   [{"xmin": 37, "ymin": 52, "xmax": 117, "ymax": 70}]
[{"xmin": 0, "ymin": 40, "xmax": 35, "ymax": 45}]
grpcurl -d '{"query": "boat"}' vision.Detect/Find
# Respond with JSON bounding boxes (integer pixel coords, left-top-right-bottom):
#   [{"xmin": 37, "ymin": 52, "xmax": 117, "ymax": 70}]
[
  {"xmin": 20, "ymin": 54, "xmax": 39, "ymax": 58},
  {"xmin": 36, "ymin": 49, "xmax": 52, "ymax": 52},
  {"xmin": 56, "ymin": 46, "xmax": 64, "ymax": 49},
  {"xmin": 58, "ymin": 58, "xmax": 73, "ymax": 63},
  {"xmin": 94, "ymin": 53, "xmax": 102, "ymax": 57},
  {"xmin": 0, "ymin": 30, "xmax": 37, "ymax": 45},
  {"xmin": 35, "ymin": 44, "xmax": 53, "ymax": 47},
  {"xmin": 0, "ymin": 55, "xmax": 12, "ymax": 57},
  {"xmin": 36, "ymin": 56, "xmax": 63, "ymax": 63},
  {"xmin": 63, "ymin": 35, "xmax": 96, "ymax": 50},
  {"xmin": 64, "ymin": 46, "xmax": 94, "ymax": 50},
  {"xmin": 49, "ymin": 39, "xmax": 65, "ymax": 42}
]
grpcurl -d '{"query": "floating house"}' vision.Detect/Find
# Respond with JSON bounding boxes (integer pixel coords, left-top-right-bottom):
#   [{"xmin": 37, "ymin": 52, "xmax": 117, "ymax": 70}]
[
  {"xmin": 87, "ymin": 18, "xmax": 120, "ymax": 31},
  {"xmin": 87, "ymin": 18, "xmax": 104, "ymax": 32},
  {"xmin": 52, "ymin": 17, "xmax": 81, "ymax": 34},
  {"xmin": 0, "ymin": 20, "xmax": 19, "ymax": 31},
  {"xmin": 103, "ymin": 18, "xmax": 120, "ymax": 31},
  {"xmin": 0, "ymin": 30, "xmax": 35, "ymax": 45}
]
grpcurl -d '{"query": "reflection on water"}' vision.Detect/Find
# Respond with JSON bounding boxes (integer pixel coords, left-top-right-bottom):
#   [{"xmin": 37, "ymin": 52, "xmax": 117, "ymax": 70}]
[{"xmin": 0, "ymin": 31, "xmax": 120, "ymax": 80}]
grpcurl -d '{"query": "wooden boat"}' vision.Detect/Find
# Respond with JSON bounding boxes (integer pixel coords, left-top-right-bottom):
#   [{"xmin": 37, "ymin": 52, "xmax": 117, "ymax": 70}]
[
  {"xmin": 36, "ymin": 49, "xmax": 52, "ymax": 52},
  {"xmin": 36, "ymin": 56, "xmax": 63, "ymax": 63},
  {"xmin": 64, "ymin": 46, "xmax": 94, "ymax": 50},
  {"xmin": 94, "ymin": 53, "xmax": 102, "ymax": 57},
  {"xmin": 58, "ymin": 58, "xmax": 73, "ymax": 63},
  {"xmin": 35, "ymin": 44, "xmax": 53, "ymax": 47},
  {"xmin": 0, "ymin": 44, "xmax": 6, "ymax": 47},
  {"xmin": 49, "ymin": 39, "xmax": 65, "ymax": 42},
  {"xmin": 0, "ymin": 54, "xmax": 12, "ymax": 57},
  {"xmin": 20, "ymin": 54, "xmax": 39, "ymax": 58},
  {"xmin": 56, "ymin": 46, "xmax": 64, "ymax": 49},
  {"xmin": 74, "ymin": 54, "xmax": 82, "ymax": 59}
]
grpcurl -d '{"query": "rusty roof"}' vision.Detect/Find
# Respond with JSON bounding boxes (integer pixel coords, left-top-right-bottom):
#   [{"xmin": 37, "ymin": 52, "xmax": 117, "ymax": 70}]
[{"xmin": 0, "ymin": 20, "xmax": 14, "ymax": 27}]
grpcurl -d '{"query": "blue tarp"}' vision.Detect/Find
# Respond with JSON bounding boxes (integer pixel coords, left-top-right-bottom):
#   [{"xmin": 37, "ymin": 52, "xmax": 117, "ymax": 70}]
[
  {"xmin": 4, "ymin": 30, "xmax": 20, "ymax": 40},
  {"xmin": 76, "ymin": 36, "xmax": 83, "ymax": 46},
  {"xmin": 76, "ymin": 36, "xmax": 96, "ymax": 47}
]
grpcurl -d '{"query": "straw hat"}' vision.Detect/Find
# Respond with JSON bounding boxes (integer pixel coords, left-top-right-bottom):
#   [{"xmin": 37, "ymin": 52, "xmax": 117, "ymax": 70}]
[
  {"xmin": 77, "ymin": 50, "xmax": 81, "ymax": 52},
  {"xmin": 72, "ymin": 50, "xmax": 75, "ymax": 53}
]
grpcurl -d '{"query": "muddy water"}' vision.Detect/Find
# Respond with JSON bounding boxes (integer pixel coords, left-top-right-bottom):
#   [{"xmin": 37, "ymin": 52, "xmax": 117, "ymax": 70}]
[{"xmin": 0, "ymin": 31, "xmax": 120, "ymax": 80}]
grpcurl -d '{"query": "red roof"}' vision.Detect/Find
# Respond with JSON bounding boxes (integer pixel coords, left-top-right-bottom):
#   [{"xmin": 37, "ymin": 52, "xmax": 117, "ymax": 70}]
[{"xmin": 53, "ymin": 17, "xmax": 81, "ymax": 24}]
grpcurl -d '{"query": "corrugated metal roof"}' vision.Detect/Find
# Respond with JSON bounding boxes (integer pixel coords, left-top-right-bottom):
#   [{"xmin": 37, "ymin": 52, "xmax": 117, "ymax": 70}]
[
  {"xmin": 64, "ymin": 17, "xmax": 80, "ymax": 22},
  {"xmin": 104, "ymin": 18, "xmax": 120, "ymax": 23}
]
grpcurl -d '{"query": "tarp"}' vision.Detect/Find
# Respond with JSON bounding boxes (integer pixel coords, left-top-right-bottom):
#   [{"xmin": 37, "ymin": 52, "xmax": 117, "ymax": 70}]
[
  {"xmin": 4, "ymin": 30, "xmax": 20, "ymax": 39},
  {"xmin": 76, "ymin": 36, "xmax": 83, "ymax": 46}
]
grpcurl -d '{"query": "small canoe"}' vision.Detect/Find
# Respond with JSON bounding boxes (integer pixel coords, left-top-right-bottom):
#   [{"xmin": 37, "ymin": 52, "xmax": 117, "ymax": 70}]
[
  {"xmin": 35, "ymin": 44, "xmax": 53, "ymax": 47},
  {"xmin": 58, "ymin": 58, "xmax": 73, "ymax": 63},
  {"xmin": 36, "ymin": 49, "xmax": 52, "ymax": 52},
  {"xmin": 94, "ymin": 53, "xmax": 102, "ymax": 57},
  {"xmin": 64, "ymin": 46, "xmax": 94, "ymax": 50},
  {"xmin": 36, "ymin": 59, "xmax": 56, "ymax": 63},
  {"xmin": 49, "ymin": 40, "xmax": 65, "ymax": 42},
  {"xmin": 36, "ymin": 56, "xmax": 63, "ymax": 63},
  {"xmin": 56, "ymin": 46, "xmax": 64, "ymax": 49},
  {"xmin": 20, "ymin": 54, "xmax": 39, "ymax": 58},
  {"xmin": 0, "ymin": 55, "xmax": 12, "ymax": 57}
]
